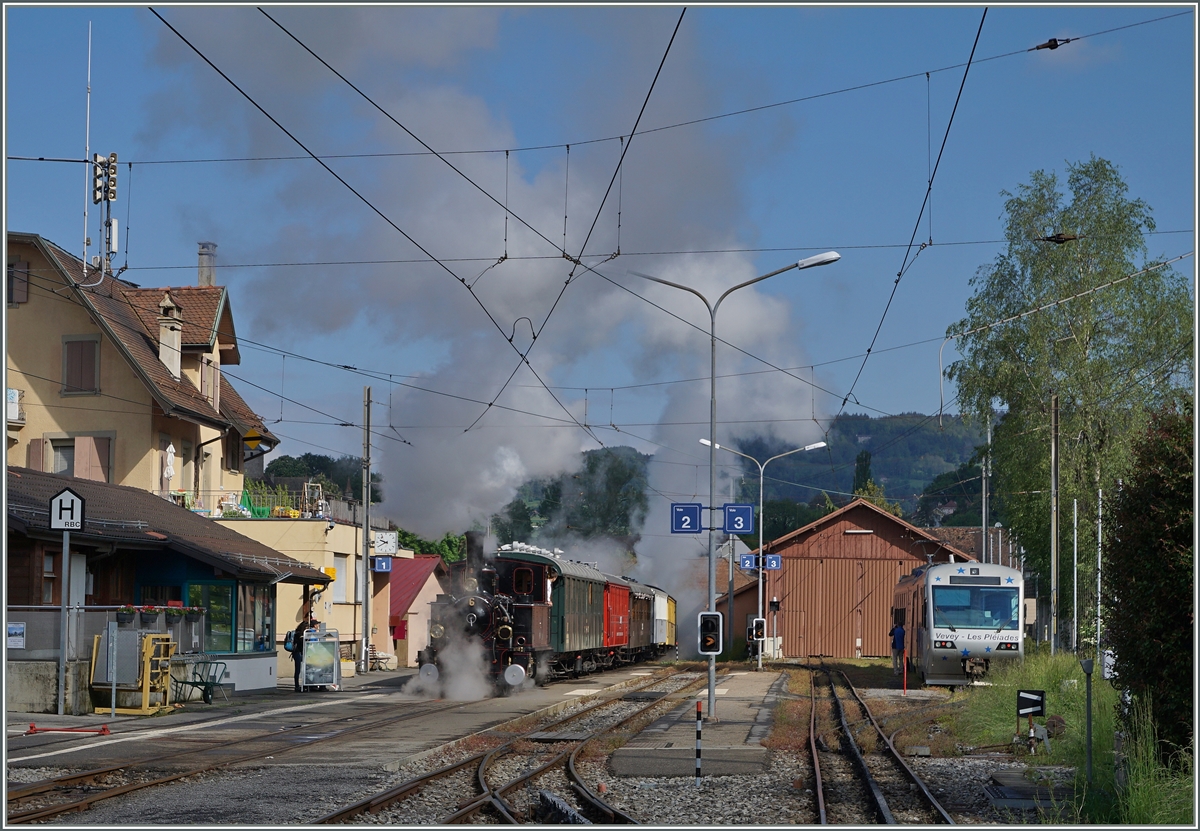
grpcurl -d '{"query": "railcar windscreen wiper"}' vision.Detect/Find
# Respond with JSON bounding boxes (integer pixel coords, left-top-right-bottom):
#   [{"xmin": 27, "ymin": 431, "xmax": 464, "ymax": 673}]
[{"xmin": 933, "ymin": 605, "xmax": 956, "ymax": 632}]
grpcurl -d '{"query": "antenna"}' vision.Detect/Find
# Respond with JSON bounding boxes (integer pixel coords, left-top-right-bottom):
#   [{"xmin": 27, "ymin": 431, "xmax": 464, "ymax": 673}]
[{"xmin": 81, "ymin": 21, "xmax": 92, "ymax": 281}]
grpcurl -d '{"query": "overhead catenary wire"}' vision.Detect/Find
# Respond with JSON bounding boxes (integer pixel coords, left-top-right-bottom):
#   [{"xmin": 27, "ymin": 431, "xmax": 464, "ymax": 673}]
[
  {"xmin": 150, "ymin": 8, "xmax": 598, "ymax": 448},
  {"xmin": 13, "ymin": 8, "xmax": 1188, "ymax": 170},
  {"xmin": 838, "ymin": 7, "xmax": 988, "ymax": 416}
]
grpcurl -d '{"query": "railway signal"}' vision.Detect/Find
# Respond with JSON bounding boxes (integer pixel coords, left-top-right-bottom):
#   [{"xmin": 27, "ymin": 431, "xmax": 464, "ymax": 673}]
[
  {"xmin": 698, "ymin": 611, "xmax": 722, "ymax": 655},
  {"xmin": 751, "ymin": 617, "xmax": 766, "ymax": 641}
]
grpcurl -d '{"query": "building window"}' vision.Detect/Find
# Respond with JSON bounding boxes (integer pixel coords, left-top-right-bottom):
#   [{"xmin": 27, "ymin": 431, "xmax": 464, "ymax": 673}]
[
  {"xmin": 237, "ymin": 585, "xmax": 274, "ymax": 652},
  {"xmin": 224, "ymin": 431, "xmax": 243, "ymax": 473},
  {"xmin": 42, "ymin": 552, "xmax": 58, "ymax": 604},
  {"xmin": 8, "ymin": 260, "xmax": 29, "ymax": 306},
  {"xmin": 333, "ymin": 555, "xmax": 348, "ymax": 603},
  {"xmin": 187, "ymin": 583, "xmax": 234, "ymax": 652},
  {"xmin": 50, "ymin": 439, "xmax": 75, "ymax": 476},
  {"xmin": 62, "ymin": 336, "xmax": 100, "ymax": 394}
]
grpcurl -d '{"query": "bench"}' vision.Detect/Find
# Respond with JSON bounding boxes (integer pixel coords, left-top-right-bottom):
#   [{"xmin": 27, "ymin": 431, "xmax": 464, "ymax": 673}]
[
  {"xmin": 173, "ymin": 661, "xmax": 228, "ymax": 704},
  {"xmin": 367, "ymin": 646, "xmax": 393, "ymax": 671}
]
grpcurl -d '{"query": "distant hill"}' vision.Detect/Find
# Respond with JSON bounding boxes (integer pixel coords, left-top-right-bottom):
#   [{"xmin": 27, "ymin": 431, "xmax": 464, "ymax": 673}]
[
  {"xmin": 729, "ymin": 413, "xmax": 985, "ymax": 518},
  {"xmin": 506, "ymin": 415, "xmax": 985, "ymax": 538}
]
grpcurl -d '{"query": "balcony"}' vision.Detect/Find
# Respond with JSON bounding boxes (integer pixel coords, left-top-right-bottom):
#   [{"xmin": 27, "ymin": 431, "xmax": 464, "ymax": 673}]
[{"xmin": 7, "ymin": 387, "xmax": 26, "ymax": 426}]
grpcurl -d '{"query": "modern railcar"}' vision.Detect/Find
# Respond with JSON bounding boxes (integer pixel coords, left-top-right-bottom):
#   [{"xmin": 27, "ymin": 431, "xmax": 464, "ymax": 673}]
[{"xmin": 892, "ymin": 561, "xmax": 1024, "ymax": 685}]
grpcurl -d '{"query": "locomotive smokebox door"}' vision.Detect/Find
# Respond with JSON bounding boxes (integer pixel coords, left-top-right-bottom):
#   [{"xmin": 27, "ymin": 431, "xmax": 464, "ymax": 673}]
[
  {"xmin": 504, "ymin": 664, "xmax": 527, "ymax": 686},
  {"xmin": 420, "ymin": 663, "xmax": 440, "ymax": 683}
]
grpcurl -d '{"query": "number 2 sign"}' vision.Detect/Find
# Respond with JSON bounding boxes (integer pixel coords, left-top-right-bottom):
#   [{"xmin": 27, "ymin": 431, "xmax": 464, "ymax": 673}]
[{"xmin": 671, "ymin": 503, "xmax": 703, "ymax": 534}]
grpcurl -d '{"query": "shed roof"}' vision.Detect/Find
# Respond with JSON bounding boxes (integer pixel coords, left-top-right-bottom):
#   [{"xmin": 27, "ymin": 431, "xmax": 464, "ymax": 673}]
[
  {"xmin": 389, "ymin": 555, "xmax": 446, "ymax": 618},
  {"xmin": 7, "ymin": 466, "xmax": 329, "ymax": 585},
  {"xmin": 765, "ymin": 497, "xmax": 975, "ymax": 562}
]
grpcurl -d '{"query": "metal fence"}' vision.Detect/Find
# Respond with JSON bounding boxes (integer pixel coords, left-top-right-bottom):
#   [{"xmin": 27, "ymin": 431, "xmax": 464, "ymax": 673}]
[{"xmin": 7, "ymin": 606, "xmax": 209, "ymax": 662}]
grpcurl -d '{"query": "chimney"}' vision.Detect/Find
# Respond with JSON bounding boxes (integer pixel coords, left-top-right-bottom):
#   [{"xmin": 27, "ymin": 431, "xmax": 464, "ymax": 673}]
[
  {"xmin": 197, "ymin": 241, "xmax": 217, "ymax": 287},
  {"xmin": 158, "ymin": 293, "xmax": 182, "ymax": 379}
]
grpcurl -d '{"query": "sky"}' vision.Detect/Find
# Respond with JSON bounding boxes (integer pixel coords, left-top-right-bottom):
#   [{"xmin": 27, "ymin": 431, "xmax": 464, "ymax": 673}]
[{"xmin": 4, "ymin": 5, "xmax": 1196, "ymax": 559}]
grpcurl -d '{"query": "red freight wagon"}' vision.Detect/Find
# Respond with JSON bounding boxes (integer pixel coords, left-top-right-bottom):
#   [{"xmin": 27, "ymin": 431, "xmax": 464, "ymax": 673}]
[{"xmin": 602, "ymin": 576, "xmax": 630, "ymax": 649}]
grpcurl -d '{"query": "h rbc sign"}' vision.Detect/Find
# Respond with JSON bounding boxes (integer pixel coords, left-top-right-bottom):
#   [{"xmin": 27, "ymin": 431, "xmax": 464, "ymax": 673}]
[{"xmin": 50, "ymin": 488, "xmax": 85, "ymax": 531}]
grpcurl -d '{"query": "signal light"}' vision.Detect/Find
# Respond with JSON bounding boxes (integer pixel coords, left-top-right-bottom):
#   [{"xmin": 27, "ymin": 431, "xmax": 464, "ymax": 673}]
[
  {"xmin": 751, "ymin": 617, "xmax": 766, "ymax": 641},
  {"xmin": 105, "ymin": 153, "xmax": 118, "ymax": 201},
  {"xmin": 698, "ymin": 611, "xmax": 722, "ymax": 656},
  {"xmin": 92, "ymin": 154, "xmax": 105, "ymax": 204}
]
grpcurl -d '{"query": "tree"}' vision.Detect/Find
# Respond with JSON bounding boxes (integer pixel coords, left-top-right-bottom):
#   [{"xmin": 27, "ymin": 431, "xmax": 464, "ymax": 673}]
[
  {"xmin": 492, "ymin": 497, "xmax": 533, "ymax": 544},
  {"xmin": 912, "ymin": 462, "xmax": 983, "ymax": 527},
  {"xmin": 853, "ymin": 479, "xmax": 903, "ymax": 517},
  {"xmin": 264, "ymin": 455, "xmax": 307, "ymax": 477},
  {"xmin": 852, "ymin": 449, "xmax": 872, "ymax": 494},
  {"xmin": 539, "ymin": 447, "xmax": 649, "ymax": 539},
  {"xmin": 739, "ymin": 499, "xmax": 826, "ymax": 549},
  {"xmin": 1103, "ymin": 400, "xmax": 1192, "ymax": 765},
  {"xmin": 947, "ymin": 157, "xmax": 1193, "ymax": 630}
]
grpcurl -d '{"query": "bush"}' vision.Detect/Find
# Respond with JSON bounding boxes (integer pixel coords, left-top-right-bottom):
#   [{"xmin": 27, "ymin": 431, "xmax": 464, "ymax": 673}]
[{"xmin": 1103, "ymin": 400, "xmax": 1193, "ymax": 764}]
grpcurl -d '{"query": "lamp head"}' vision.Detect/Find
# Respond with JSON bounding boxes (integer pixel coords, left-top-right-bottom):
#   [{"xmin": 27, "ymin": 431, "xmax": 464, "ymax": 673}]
[{"xmin": 796, "ymin": 251, "xmax": 841, "ymax": 270}]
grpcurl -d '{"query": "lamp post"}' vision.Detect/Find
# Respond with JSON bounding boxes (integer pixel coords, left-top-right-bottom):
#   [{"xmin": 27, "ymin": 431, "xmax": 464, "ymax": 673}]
[
  {"xmin": 701, "ymin": 438, "xmax": 826, "ymax": 670},
  {"xmin": 631, "ymin": 252, "xmax": 840, "ymax": 715}
]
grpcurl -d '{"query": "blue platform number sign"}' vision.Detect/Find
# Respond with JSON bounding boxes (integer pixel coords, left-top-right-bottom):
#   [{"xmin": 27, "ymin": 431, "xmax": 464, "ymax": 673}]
[
  {"xmin": 671, "ymin": 503, "xmax": 703, "ymax": 534},
  {"xmin": 764, "ymin": 554, "xmax": 782, "ymax": 570},
  {"xmin": 739, "ymin": 554, "xmax": 758, "ymax": 571},
  {"xmin": 723, "ymin": 503, "xmax": 754, "ymax": 534}
]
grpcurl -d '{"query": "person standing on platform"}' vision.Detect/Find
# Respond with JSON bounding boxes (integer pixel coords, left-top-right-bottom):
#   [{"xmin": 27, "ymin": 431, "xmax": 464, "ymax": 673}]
[
  {"xmin": 889, "ymin": 621, "xmax": 905, "ymax": 676},
  {"xmin": 292, "ymin": 615, "xmax": 313, "ymax": 692}
]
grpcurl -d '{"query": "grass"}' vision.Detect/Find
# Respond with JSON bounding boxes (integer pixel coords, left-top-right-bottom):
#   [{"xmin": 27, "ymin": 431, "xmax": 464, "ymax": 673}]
[
  {"xmin": 952, "ymin": 650, "xmax": 1194, "ymax": 824},
  {"xmin": 1117, "ymin": 697, "xmax": 1195, "ymax": 825}
]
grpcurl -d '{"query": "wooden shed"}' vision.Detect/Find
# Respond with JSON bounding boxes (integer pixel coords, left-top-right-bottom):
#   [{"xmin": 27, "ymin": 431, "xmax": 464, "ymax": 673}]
[{"xmin": 761, "ymin": 499, "xmax": 973, "ymax": 660}]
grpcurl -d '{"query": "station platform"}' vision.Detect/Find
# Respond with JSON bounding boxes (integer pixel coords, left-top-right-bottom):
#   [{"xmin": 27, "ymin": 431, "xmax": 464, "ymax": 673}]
[
  {"xmin": 610, "ymin": 669, "xmax": 786, "ymax": 777},
  {"xmin": 5, "ymin": 663, "xmax": 420, "ymax": 738}
]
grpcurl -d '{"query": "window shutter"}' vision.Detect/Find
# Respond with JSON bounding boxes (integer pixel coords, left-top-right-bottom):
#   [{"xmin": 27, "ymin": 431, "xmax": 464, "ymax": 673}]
[
  {"xmin": 9, "ymin": 261, "xmax": 29, "ymax": 304},
  {"xmin": 74, "ymin": 436, "xmax": 111, "ymax": 482},
  {"xmin": 63, "ymin": 340, "xmax": 98, "ymax": 393},
  {"xmin": 28, "ymin": 437, "xmax": 44, "ymax": 471},
  {"xmin": 80, "ymin": 340, "xmax": 97, "ymax": 391},
  {"xmin": 65, "ymin": 341, "xmax": 83, "ymax": 391}
]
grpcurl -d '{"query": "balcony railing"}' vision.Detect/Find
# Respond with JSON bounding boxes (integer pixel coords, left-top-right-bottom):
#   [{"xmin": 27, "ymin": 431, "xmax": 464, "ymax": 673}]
[
  {"xmin": 7, "ymin": 387, "xmax": 25, "ymax": 425},
  {"xmin": 153, "ymin": 488, "xmax": 391, "ymax": 529}
]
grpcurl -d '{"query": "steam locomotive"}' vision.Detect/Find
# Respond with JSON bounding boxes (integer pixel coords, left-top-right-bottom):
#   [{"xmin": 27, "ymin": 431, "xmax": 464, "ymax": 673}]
[
  {"xmin": 417, "ymin": 533, "xmax": 677, "ymax": 690},
  {"xmin": 892, "ymin": 561, "xmax": 1025, "ymax": 685}
]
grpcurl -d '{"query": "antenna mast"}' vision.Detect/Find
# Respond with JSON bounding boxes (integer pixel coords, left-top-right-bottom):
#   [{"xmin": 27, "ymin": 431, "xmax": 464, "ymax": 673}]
[{"xmin": 81, "ymin": 21, "xmax": 92, "ymax": 281}]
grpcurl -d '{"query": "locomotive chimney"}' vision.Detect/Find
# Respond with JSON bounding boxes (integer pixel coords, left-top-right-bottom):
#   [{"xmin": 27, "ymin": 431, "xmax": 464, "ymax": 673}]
[{"xmin": 464, "ymin": 530, "xmax": 486, "ymax": 579}]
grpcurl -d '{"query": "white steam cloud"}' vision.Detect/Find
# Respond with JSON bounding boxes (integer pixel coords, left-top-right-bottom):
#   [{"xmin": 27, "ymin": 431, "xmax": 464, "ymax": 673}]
[{"xmin": 141, "ymin": 8, "xmax": 828, "ymax": 624}]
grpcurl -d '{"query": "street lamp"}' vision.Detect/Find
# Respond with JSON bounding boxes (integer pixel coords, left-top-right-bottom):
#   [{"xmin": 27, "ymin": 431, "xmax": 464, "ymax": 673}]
[
  {"xmin": 630, "ymin": 251, "xmax": 840, "ymax": 715},
  {"xmin": 701, "ymin": 438, "xmax": 826, "ymax": 670}
]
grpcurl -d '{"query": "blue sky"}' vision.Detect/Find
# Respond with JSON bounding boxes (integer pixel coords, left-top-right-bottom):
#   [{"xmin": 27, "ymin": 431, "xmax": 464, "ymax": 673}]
[{"xmin": 5, "ymin": 5, "xmax": 1195, "ymax": 541}]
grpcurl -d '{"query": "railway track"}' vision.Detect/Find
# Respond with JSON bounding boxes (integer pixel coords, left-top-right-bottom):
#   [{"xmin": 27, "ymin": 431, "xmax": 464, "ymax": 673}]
[
  {"xmin": 317, "ymin": 668, "xmax": 709, "ymax": 824},
  {"xmin": 809, "ymin": 667, "xmax": 954, "ymax": 825},
  {"xmin": 5, "ymin": 698, "xmax": 464, "ymax": 824}
]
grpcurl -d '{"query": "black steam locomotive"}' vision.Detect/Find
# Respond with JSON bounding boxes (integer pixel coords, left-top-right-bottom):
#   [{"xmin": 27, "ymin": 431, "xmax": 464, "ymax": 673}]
[{"xmin": 417, "ymin": 533, "xmax": 677, "ymax": 690}]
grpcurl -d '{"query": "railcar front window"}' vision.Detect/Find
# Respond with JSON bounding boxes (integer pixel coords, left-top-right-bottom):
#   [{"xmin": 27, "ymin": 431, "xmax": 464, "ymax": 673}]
[{"xmin": 931, "ymin": 586, "xmax": 1020, "ymax": 630}]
